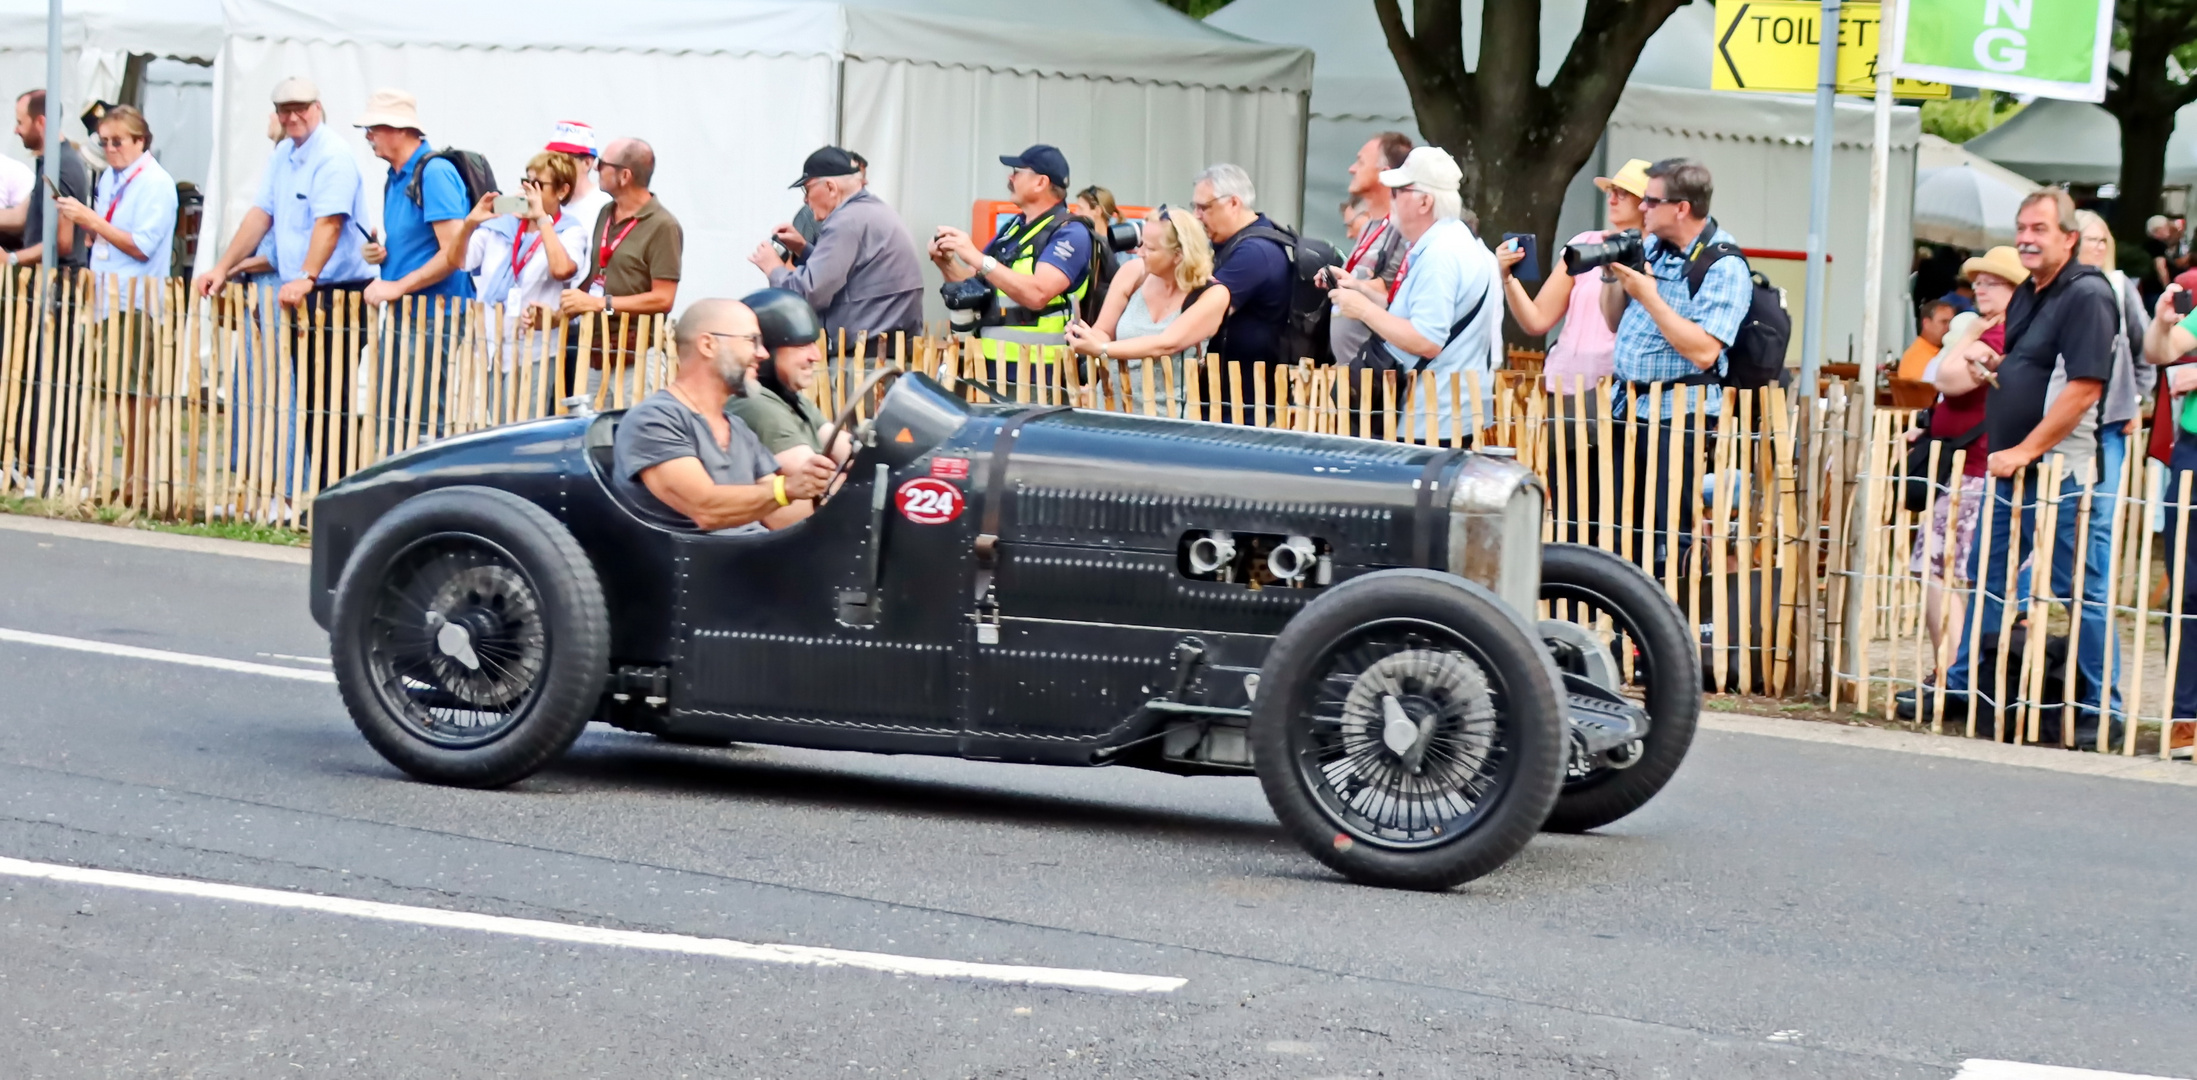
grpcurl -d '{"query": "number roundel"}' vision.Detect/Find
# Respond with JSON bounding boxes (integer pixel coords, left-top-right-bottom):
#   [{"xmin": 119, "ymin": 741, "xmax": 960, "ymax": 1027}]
[{"xmin": 895, "ymin": 477, "xmax": 965, "ymax": 525}]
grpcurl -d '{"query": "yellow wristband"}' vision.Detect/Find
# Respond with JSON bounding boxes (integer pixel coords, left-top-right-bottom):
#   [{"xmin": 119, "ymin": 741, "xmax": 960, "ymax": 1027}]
[{"xmin": 772, "ymin": 474, "xmax": 790, "ymax": 506}]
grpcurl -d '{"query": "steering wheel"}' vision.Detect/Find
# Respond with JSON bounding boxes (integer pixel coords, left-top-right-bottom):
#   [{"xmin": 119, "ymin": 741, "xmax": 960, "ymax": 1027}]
[{"xmin": 812, "ymin": 367, "xmax": 905, "ymax": 510}]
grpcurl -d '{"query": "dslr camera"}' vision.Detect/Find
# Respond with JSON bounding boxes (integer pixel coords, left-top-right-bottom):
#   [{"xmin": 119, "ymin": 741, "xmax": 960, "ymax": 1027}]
[
  {"xmin": 1562, "ymin": 228, "xmax": 1645, "ymax": 275},
  {"xmin": 939, "ymin": 277, "xmax": 995, "ymax": 312}
]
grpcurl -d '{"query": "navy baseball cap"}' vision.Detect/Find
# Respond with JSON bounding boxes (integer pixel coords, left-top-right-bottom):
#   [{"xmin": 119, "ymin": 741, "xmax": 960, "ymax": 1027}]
[
  {"xmin": 791, "ymin": 145, "xmax": 861, "ymax": 189},
  {"xmin": 999, "ymin": 144, "xmax": 1070, "ymax": 188}
]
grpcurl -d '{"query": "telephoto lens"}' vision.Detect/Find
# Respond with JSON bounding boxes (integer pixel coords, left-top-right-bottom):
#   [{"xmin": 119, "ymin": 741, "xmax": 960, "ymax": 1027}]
[
  {"xmin": 1561, "ymin": 228, "xmax": 1645, "ymax": 275},
  {"xmin": 1108, "ymin": 220, "xmax": 1143, "ymax": 253}
]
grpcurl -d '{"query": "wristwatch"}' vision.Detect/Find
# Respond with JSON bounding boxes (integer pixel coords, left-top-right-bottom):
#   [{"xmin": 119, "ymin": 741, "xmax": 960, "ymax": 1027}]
[
  {"xmin": 1098, "ymin": 342, "xmax": 1112, "ymax": 362},
  {"xmin": 979, "ymin": 255, "xmax": 999, "ymax": 277}
]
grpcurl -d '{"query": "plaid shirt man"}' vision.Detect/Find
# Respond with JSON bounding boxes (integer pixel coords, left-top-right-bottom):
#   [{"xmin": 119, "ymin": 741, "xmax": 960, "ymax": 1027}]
[{"xmin": 1611, "ymin": 220, "xmax": 1749, "ymax": 418}]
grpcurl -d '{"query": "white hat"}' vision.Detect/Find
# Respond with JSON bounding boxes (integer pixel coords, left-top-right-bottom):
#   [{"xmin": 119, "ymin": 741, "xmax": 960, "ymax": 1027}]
[
  {"xmin": 545, "ymin": 120, "xmax": 599, "ymax": 157},
  {"xmin": 352, "ymin": 88, "xmax": 422, "ymax": 132},
  {"xmin": 270, "ymin": 77, "xmax": 319, "ymax": 106},
  {"xmin": 1379, "ymin": 145, "xmax": 1462, "ymax": 193}
]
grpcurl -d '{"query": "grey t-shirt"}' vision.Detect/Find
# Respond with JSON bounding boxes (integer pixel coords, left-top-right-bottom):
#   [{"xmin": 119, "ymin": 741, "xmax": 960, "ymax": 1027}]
[
  {"xmin": 20, "ymin": 143, "xmax": 91, "ymax": 268},
  {"xmin": 612, "ymin": 389, "xmax": 777, "ymax": 532},
  {"xmin": 1328, "ymin": 216, "xmax": 1407, "ymax": 362}
]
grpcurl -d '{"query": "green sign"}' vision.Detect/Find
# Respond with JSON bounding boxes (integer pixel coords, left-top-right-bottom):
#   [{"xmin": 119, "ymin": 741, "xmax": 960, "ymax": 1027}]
[{"xmin": 1889, "ymin": 0, "xmax": 2115, "ymax": 102}]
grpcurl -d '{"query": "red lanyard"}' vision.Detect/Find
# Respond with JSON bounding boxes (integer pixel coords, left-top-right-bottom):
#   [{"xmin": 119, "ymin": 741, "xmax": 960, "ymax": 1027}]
[
  {"xmin": 101, "ymin": 160, "xmax": 146, "ymax": 223},
  {"xmin": 1387, "ymin": 248, "xmax": 1411, "ymax": 304},
  {"xmin": 590, "ymin": 214, "xmax": 640, "ymax": 288},
  {"xmin": 1344, "ymin": 217, "xmax": 1389, "ymax": 274},
  {"xmin": 510, "ymin": 212, "xmax": 561, "ymax": 283}
]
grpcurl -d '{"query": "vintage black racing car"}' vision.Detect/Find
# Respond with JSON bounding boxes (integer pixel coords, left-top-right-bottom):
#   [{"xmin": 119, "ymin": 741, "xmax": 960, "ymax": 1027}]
[{"xmin": 308, "ymin": 369, "xmax": 1698, "ymax": 890}]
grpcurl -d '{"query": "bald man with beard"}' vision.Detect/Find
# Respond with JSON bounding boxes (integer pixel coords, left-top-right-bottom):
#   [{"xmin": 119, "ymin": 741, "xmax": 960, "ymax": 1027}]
[{"xmin": 611, "ymin": 298, "xmax": 837, "ymax": 532}]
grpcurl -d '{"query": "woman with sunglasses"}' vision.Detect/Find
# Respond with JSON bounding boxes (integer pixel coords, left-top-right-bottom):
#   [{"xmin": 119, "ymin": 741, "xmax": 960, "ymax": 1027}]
[
  {"xmin": 440, "ymin": 151, "xmax": 590, "ymax": 401},
  {"xmin": 54, "ymin": 105, "xmax": 175, "ymax": 505},
  {"xmin": 1065, "ymin": 206, "xmax": 1231, "ymax": 412},
  {"xmin": 56, "ymin": 106, "xmax": 176, "ymax": 289}
]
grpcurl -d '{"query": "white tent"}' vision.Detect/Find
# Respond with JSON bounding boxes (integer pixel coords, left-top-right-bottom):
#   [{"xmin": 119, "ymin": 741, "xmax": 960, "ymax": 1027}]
[
  {"xmin": 208, "ymin": 0, "xmax": 1312, "ymax": 312},
  {"xmin": 1206, "ymin": 0, "xmax": 1716, "ymax": 247},
  {"xmin": 1964, "ymin": 97, "xmax": 2197, "ymax": 186},
  {"xmin": 0, "ymin": 0, "xmax": 222, "ymax": 182},
  {"xmin": 1207, "ymin": 0, "xmax": 1919, "ymax": 365},
  {"xmin": 1912, "ymin": 135, "xmax": 2037, "ymax": 250}
]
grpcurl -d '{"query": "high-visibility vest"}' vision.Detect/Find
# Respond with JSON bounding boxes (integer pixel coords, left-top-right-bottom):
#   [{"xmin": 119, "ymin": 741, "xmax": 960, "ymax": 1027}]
[{"xmin": 976, "ymin": 204, "xmax": 1089, "ymax": 363}]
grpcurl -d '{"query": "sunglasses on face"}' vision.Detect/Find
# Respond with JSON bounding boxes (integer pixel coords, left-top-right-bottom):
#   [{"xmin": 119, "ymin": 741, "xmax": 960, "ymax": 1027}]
[
  {"xmin": 1637, "ymin": 196, "xmax": 1680, "ymax": 210},
  {"xmin": 96, "ymin": 136, "xmax": 139, "ymax": 149}
]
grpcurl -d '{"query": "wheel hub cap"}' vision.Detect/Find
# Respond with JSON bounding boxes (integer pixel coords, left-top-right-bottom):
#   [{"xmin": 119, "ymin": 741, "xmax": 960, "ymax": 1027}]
[
  {"xmin": 434, "ymin": 618, "xmax": 481, "ymax": 671},
  {"xmin": 1380, "ymin": 694, "xmax": 1419, "ymax": 755}
]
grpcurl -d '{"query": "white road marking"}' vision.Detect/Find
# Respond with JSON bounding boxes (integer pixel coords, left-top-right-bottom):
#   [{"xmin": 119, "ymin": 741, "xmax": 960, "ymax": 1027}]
[
  {"xmin": 0, "ymin": 856, "xmax": 1187, "ymax": 994},
  {"xmin": 0, "ymin": 627, "xmax": 336, "ymax": 684},
  {"xmin": 256, "ymin": 652, "xmax": 332, "ymax": 666},
  {"xmin": 1955, "ymin": 1060, "xmax": 2189, "ymax": 1080}
]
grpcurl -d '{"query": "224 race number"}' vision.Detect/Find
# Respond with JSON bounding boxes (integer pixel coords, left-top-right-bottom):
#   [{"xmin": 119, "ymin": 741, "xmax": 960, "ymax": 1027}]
[{"xmin": 895, "ymin": 478, "xmax": 965, "ymax": 525}]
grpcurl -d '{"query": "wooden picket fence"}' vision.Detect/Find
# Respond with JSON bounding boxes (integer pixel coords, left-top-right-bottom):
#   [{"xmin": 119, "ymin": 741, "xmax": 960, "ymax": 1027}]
[
  {"xmin": 1832, "ymin": 399, "xmax": 2197, "ymax": 759},
  {"xmin": 0, "ymin": 269, "xmax": 1893, "ymax": 707}
]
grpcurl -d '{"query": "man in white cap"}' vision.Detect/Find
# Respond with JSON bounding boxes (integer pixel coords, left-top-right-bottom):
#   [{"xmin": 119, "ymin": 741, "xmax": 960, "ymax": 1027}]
[
  {"xmin": 355, "ymin": 89, "xmax": 472, "ymax": 308},
  {"xmin": 192, "ymin": 76, "xmax": 372, "ymax": 307},
  {"xmin": 546, "ymin": 120, "xmax": 611, "ymax": 230},
  {"xmin": 1327, "ymin": 144, "xmax": 1500, "ymax": 442}
]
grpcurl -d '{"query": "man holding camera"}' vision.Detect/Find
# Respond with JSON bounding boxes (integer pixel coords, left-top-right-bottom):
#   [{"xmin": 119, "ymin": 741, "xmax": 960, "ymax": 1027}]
[
  {"xmin": 1595, "ymin": 158, "xmax": 1749, "ymax": 567},
  {"xmin": 749, "ymin": 146, "xmax": 922, "ymax": 353},
  {"xmin": 928, "ymin": 144, "xmax": 1094, "ymax": 376}
]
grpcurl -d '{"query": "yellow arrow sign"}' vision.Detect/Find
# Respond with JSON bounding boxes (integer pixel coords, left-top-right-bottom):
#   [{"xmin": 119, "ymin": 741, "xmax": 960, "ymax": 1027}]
[{"xmin": 1712, "ymin": 1, "xmax": 1951, "ymax": 99}]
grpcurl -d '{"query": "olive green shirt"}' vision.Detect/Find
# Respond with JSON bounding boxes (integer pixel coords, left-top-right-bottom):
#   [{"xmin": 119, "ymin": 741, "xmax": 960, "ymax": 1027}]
[
  {"xmin": 586, "ymin": 195, "xmax": 681, "ymax": 298},
  {"xmin": 727, "ymin": 388, "xmax": 828, "ymax": 455}
]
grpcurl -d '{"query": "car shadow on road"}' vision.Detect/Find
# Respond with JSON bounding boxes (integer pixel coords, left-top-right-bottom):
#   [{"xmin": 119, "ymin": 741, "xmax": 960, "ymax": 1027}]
[{"xmin": 535, "ymin": 735, "xmax": 1289, "ymax": 847}]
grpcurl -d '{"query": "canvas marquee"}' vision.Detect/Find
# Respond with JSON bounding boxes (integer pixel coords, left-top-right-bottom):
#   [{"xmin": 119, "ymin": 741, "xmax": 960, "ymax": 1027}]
[{"xmin": 208, "ymin": 0, "xmax": 1313, "ymax": 311}]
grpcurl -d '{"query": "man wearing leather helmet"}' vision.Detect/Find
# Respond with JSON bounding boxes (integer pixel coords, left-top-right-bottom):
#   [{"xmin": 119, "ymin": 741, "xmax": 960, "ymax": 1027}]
[{"xmin": 729, "ymin": 288, "xmax": 850, "ymax": 467}]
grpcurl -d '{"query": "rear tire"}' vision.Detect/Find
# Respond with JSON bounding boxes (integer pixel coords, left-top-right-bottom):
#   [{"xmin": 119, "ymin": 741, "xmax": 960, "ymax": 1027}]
[
  {"xmin": 1537, "ymin": 544, "xmax": 1699, "ymax": 833},
  {"xmin": 1251, "ymin": 570, "xmax": 1567, "ymax": 891},
  {"xmin": 331, "ymin": 486, "xmax": 609, "ymax": 788}
]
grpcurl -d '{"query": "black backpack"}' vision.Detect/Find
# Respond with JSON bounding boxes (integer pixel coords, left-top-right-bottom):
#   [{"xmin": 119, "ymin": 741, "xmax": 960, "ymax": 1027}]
[
  {"xmin": 403, "ymin": 148, "xmax": 498, "ymax": 210},
  {"xmin": 1216, "ymin": 222, "xmax": 1344, "ymax": 365},
  {"xmin": 1682, "ymin": 241, "xmax": 1791, "ymax": 390}
]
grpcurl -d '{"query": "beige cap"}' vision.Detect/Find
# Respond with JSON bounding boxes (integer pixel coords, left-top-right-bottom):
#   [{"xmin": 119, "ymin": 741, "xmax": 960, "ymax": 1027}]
[
  {"xmin": 1960, "ymin": 245, "xmax": 2030, "ymax": 286},
  {"xmin": 1594, "ymin": 158, "xmax": 1653, "ymax": 199},
  {"xmin": 1378, "ymin": 145, "xmax": 1462, "ymax": 193},
  {"xmin": 270, "ymin": 76, "xmax": 319, "ymax": 105},
  {"xmin": 353, "ymin": 88, "xmax": 422, "ymax": 132}
]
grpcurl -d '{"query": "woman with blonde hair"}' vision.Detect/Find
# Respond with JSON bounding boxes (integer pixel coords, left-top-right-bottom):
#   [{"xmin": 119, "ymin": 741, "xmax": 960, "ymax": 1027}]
[{"xmin": 1066, "ymin": 206, "xmax": 1232, "ymax": 409}]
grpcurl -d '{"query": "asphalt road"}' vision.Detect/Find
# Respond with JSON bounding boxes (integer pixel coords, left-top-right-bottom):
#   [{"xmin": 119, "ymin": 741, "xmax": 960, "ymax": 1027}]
[{"xmin": 1, "ymin": 524, "xmax": 2192, "ymax": 1079}]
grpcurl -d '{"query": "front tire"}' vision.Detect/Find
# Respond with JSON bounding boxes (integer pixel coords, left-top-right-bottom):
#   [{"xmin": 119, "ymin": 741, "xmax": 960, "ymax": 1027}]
[
  {"xmin": 1251, "ymin": 570, "xmax": 1568, "ymax": 891},
  {"xmin": 1538, "ymin": 543, "xmax": 1699, "ymax": 833},
  {"xmin": 330, "ymin": 486, "xmax": 610, "ymax": 788}
]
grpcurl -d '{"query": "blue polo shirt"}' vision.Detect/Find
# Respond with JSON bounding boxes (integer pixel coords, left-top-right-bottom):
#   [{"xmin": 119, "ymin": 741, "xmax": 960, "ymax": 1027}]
[
  {"xmin": 251, "ymin": 123, "xmax": 372, "ymax": 285},
  {"xmin": 380, "ymin": 140, "xmax": 474, "ymax": 299}
]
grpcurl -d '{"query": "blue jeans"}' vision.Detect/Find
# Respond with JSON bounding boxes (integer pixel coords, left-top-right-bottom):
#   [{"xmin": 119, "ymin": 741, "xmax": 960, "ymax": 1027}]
[{"xmin": 1944, "ymin": 427, "xmax": 2125, "ymax": 736}]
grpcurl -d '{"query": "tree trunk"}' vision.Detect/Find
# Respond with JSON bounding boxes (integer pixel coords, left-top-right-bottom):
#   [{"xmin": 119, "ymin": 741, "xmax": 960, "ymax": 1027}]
[
  {"xmin": 1377, "ymin": 0, "xmax": 1686, "ymax": 345},
  {"xmin": 2103, "ymin": 0, "xmax": 2197, "ymax": 256}
]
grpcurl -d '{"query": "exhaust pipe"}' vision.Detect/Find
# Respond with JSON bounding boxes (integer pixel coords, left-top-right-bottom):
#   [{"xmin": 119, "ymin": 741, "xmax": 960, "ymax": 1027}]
[
  {"xmin": 1187, "ymin": 531, "xmax": 1236, "ymax": 576},
  {"xmin": 1268, "ymin": 536, "xmax": 1318, "ymax": 583}
]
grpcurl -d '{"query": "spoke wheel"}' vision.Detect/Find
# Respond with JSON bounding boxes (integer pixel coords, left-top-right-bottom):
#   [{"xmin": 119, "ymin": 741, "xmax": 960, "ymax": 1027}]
[
  {"xmin": 1297, "ymin": 621, "xmax": 1511, "ymax": 849},
  {"xmin": 332, "ymin": 486, "xmax": 610, "ymax": 789},
  {"xmin": 367, "ymin": 534, "xmax": 548, "ymax": 749},
  {"xmin": 1253, "ymin": 570, "xmax": 1566, "ymax": 891},
  {"xmin": 1537, "ymin": 544, "xmax": 1700, "ymax": 833}
]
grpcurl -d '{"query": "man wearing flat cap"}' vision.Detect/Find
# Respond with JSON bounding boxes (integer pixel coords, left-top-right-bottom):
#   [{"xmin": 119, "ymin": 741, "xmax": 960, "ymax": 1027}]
[
  {"xmin": 749, "ymin": 146, "xmax": 922, "ymax": 350},
  {"xmin": 194, "ymin": 76, "xmax": 372, "ymax": 308}
]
